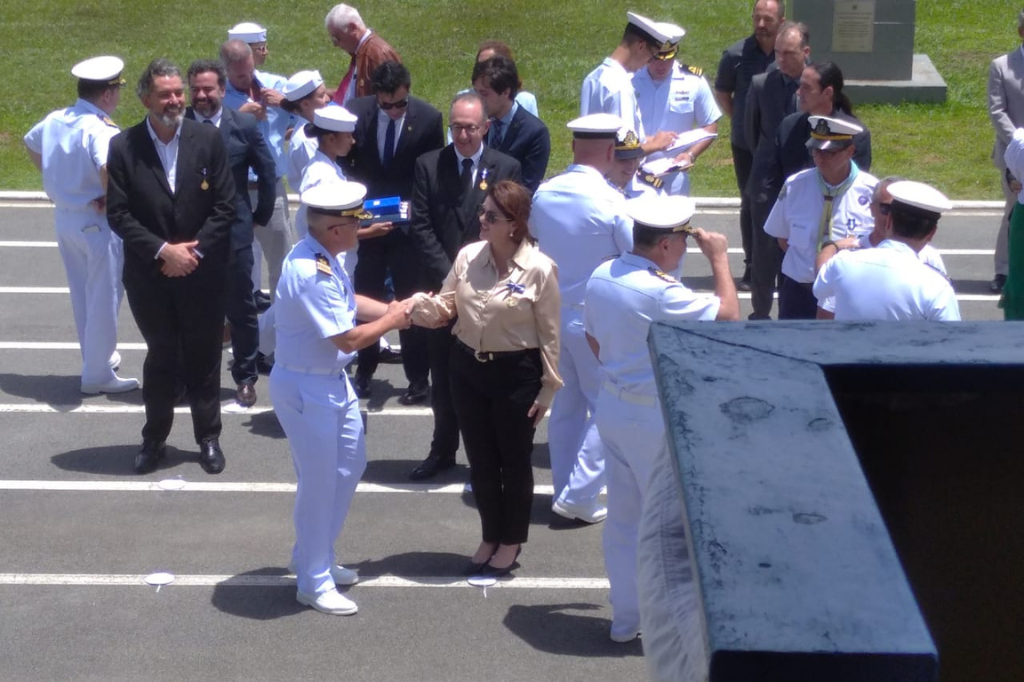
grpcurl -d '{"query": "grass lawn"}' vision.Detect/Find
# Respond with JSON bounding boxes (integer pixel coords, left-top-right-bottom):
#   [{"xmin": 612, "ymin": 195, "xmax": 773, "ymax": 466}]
[{"xmin": 0, "ymin": 0, "xmax": 1014, "ymax": 198}]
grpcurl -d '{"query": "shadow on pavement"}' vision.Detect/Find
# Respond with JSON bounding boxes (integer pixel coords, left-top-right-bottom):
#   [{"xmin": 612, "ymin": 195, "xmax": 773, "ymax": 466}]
[
  {"xmin": 210, "ymin": 568, "xmax": 305, "ymax": 621},
  {"xmin": 349, "ymin": 550, "xmax": 470, "ymax": 578},
  {"xmin": 0, "ymin": 372, "xmax": 142, "ymax": 408},
  {"xmin": 243, "ymin": 409, "xmax": 285, "ymax": 439},
  {"xmin": 51, "ymin": 443, "xmax": 199, "ymax": 476},
  {"xmin": 361, "ymin": 458, "xmax": 469, "ymax": 484},
  {"xmin": 503, "ymin": 603, "xmax": 643, "ymax": 657}
]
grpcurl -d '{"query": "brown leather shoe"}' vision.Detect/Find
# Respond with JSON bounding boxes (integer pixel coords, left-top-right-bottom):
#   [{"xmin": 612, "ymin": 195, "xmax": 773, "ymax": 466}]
[{"xmin": 236, "ymin": 382, "xmax": 256, "ymax": 407}]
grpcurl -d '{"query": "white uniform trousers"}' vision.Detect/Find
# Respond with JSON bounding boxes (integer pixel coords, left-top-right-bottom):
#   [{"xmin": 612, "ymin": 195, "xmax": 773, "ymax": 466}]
[
  {"xmin": 548, "ymin": 308, "xmax": 605, "ymax": 507},
  {"xmin": 250, "ymin": 179, "xmax": 295, "ymax": 301},
  {"xmin": 269, "ymin": 367, "xmax": 367, "ymax": 596},
  {"xmin": 595, "ymin": 384, "xmax": 663, "ymax": 637},
  {"xmin": 637, "ymin": 431, "xmax": 706, "ymax": 682},
  {"xmin": 54, "ymin": 206, "xmax": 123, "ymax": 387}
]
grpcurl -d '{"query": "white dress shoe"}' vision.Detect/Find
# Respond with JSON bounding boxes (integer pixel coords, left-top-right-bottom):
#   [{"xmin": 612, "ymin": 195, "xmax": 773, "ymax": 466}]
[
  {"xmin": 81, "ymin": 375, "xmax": 139, "ymax": 395},
  {"xmin": 610, "ymin": 626, "xmax": 640, "ymax": 643},
  {"xmin": 296, "ymin": 589, "xmax": 358, "ymax": 616},
  {"xmin": 287, "ymin": 560, "xmax": 359, "ymax": 586},
  {"xmin": 109, "ymin": 351, "xmax": 121, "ymax": 371},
  {"xmin": 552, "ymin": 499, "xmax": 608, "ymax": 524}
]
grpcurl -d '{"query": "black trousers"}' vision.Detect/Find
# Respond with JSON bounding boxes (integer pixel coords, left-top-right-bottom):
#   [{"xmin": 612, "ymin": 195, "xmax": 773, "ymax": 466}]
[
  {"xmin": 124, "ymin": 262, "xmax": 226, "ymax": 444},
  {"xmin": 225, "ymin": 245, "xmax": 259, "ymax": 386},
  {"xmin": 353, "ymin": 232, "xmax": 429, "ymax": 384},
  {"xmin": 731, "ymin": 144, "xmax": 755, "ymax": 266},
  {"xmin": 427, "ymin": 324, "xmax": 460, "ymax": 459},
  {"xmin": 778, "ymin": 274, "xmax": 818, "ymax": 320},
  {"xmin": 749, "ymin": 198, "xmax": 784, "ymax": 319},
  {"xmin": 450, "ymin": 343, "xmax": 542, "ymax": 545}
]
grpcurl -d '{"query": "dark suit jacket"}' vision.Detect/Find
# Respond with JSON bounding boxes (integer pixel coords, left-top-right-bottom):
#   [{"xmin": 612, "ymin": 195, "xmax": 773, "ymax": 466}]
[
  {"xmin": 743, "ymin": 68, "xmax": 798, "ymax": 156},
  {"xmin": 409, "ymin": 144, "xmax": 522, "ymax": 288},
  {"xmin": 344, "ymin": 95, "xmax": 444, "ymax": 200},
  {"xmin": 488, "ymin": 104, "xmax": 550, "ymax": 193},
  {"xmin": 107, "ymin": 117, "xmax": 235, "ymax": 283},
  {"xmin": 185, "ymin": 106, "xmax": 275, "ymax": 249}
]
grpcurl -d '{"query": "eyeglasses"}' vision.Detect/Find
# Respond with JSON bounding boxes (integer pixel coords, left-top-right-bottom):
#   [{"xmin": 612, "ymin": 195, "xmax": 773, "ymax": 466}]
[
  {"xmin": 876, "ymin": 201, "xmax": 892, "ymax": 216},
  {"xmin": 449, "ymin": 123, "xmax": 482, "ymax": 135},
  {"xmin": 379, "ymin": 98, "xmax": 409, "ymax": 110},
  {"xmin": 477, "ymin": 205, "xmax": 513, "ymax": 224}
]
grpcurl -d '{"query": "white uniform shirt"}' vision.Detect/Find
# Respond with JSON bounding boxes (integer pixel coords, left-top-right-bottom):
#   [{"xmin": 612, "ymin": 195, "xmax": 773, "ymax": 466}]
[
  {"xmin": 274, "ymin": 233, "xmax": 357, "ymax": 370},
  {"xmin": 585, "ymin": 252, "xmax": 720, "ymax": 397},
  {"xmin": 287, "ymin": 122, "xmax": 319, "ymax": 190},
  {"xmin": 24, "ymin": 99, "xmax": 120, "ymax": 210},
  {"xmin": 529, "ymin": 164, "xmax": 633, "ymax": 307},
  {"xmin": 820, "ymin": 240, "xmax": 947, "ymax": 313},
  {"xmin": 295, "ymin": 149, "xmax": 348, "ymax": 238},
  {"xmin": 580, "ymin": 58, "xmax": 645, "ymax": 140},
  {"xmin": 633, "ymin": 63, "xmax": 722, "ymax": 195},
  {"xmin": 764, "ymin": 167, "xmax": 877, "ymax": 283},
  {"xmin": 813, "ymin": 239, "xmax": 961, "ymax": 321}
]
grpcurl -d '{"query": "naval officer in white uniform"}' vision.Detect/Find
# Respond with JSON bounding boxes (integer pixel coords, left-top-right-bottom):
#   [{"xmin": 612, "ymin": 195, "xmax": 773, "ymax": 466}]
[
  {"xmin": 24, "ymin": 55, "xmax": 138, "ymax": 395},
  {"xmin": 529, "ymin": 113, "xmax": 632, "ymax": 524},
  {"xmin": 813, "ymin": 180, "xmax": 961, "ymax": 321},
  {"xmin": 584, "ymin": 193, "xmax": 738, "ymax": 643},
  {"xmin": 270, "ymin": 180, "xmax": 412, "ymax": 616}
]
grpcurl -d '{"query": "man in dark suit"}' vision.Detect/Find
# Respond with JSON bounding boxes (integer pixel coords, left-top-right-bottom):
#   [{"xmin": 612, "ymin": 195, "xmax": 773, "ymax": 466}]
[
  {"xmin": 185, "ymin": 59, "xmax": 275, "ymax": 408},
  {"xmin": 472, "ymin": 55, "xmax": 550, "ymax": 193},
  {"xmin": 107, "ymin": 59, "xmax": 236, "ymax": 475},
  {"xmin": 407, "ymin": 92, "xmax": 522, "ymax": 480},
  {"xmin": 345, "ymin": 61, "xmax": 444, "ymax": 404}
]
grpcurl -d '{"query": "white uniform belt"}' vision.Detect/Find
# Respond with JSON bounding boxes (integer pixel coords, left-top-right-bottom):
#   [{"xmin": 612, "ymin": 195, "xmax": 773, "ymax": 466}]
[
  {"xmin": 276, "ymin": 363, "xmax": 344, "ymax": 376},
  {"xmin": 602, "ymin": 381, "xmax": 657, "ymax": 406}
]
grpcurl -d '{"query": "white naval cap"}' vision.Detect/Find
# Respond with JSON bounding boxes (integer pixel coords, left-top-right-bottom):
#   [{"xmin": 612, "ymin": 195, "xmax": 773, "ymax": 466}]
[
  {"xmin": 313, "ymin": 105, "xmax": 357, "ymax": 133},
  {"xmin": 301, "ymin": 179, "xmax": 370, "ymax": 219},
  {"xmin": 626, "ymin": 11, "xmax": 674, "ymax": 51},
  {"xmin": 887, "ymin": 181, "xmax": 952, "ymax": 220},
  {"xmin": 625, "ymin": 194, "xmax": 697, "ymax": 233},
  {"xmin": 652, "ymin": 22, "xmax": 685, "ymax": 60},
  {"xmin": 806, "ymin": 115, "xmax": 864, "ymax": 151},
  {"xmin": 283, "ymin": 70, "xmax": 324, "ymax": 101},
  {"xmin": 71, "ymin": 56, "xmax": 126, "ymax": 85},
  {"xmin": 567, "ymin": 113, "xmax": 623, "ymax": 139},
  {"xmin": 228, "ymin": 22, "xmax": 267, "ymax": 43}
]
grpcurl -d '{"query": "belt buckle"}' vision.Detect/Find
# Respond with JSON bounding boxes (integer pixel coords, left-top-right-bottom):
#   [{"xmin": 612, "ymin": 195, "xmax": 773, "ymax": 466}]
[{"xmin": 474, "ymin": 349, "xmax": 491, "ymax": 363}]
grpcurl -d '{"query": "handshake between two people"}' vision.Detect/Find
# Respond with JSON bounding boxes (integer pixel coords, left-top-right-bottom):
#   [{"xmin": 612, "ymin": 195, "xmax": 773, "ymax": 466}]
[{"xmin": 377, "ymin": 292, "xmax": 453, "ymax": 332}]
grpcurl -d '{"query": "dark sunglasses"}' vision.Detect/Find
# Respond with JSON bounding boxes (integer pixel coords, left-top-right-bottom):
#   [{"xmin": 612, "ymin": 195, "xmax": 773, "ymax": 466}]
[
  {"xmin": 477, "ymin": 204, "xmax": 513, "ymax": 224},
  {"xmin": 378, "ymin": 98, "xmax": 409, "ymax": 110}
]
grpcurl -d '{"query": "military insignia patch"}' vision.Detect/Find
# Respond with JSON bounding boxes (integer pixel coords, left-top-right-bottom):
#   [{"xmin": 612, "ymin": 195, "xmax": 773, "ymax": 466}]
[
  {"xmin": 858, "ymin": 195, "xmax": 869, "ymax": 205},
  {"xmin": 101, "ymin": 116, "xmax": 118, "ymax": 129},
  {"xmin": 648, "ymin": 267, "xmax": 677, "ymax": 283},
  {"xmin": 684, "ymin": 64, "xmax": 703, "ymax": 77},
  {"xmin": 638, "ymin": 172, "xmax": 663, "ymax": 189},
  {"xmin": 315, "ymin": 253, "xmax": 332, "ymax": 275}
]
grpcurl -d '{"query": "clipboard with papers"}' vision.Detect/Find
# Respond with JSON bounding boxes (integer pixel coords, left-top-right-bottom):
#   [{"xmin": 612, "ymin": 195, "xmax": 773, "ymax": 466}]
[{"xmin": 641, "ymin": 129, "xmax": 718, "ymax": 177}]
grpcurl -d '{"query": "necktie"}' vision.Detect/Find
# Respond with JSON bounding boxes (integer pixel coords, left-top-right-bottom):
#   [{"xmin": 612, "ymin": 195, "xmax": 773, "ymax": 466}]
[
  {"xmin": 816, "ymin": 162, "xmax": 860, "ymax": 251},
  {"xmin": 333, "ymin": 59, "xmax": 356, "ymax": 105},
  {"xmin": 490, "ymin": 119, "xmax": 504, "ymax": 148},
  {"xmin": 202, "ymin": 119, "xmax": 214, "ymax": 126},
  {"xmin": 382, "ymin": 118, "xmax": 396, "ymax": 167},
  {"xmin": 248, "ymin": 76, "xmax": 262, "ymax": 105},
  {"xmin": 461, "ymin": 158, "xmax": 474, "ymax": 194}
]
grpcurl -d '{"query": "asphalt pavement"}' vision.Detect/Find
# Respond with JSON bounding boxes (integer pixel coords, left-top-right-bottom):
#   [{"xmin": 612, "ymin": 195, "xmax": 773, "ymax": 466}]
[{"xmin": 0, "ymin": 200, "xmax": 1007, "ymax": 682}]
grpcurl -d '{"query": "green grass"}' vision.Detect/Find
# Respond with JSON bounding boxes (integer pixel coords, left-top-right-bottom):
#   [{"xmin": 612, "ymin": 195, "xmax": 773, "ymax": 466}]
[{"xmin": 0, "ymin": 0, "xmax": 1014, "ymax": 197}]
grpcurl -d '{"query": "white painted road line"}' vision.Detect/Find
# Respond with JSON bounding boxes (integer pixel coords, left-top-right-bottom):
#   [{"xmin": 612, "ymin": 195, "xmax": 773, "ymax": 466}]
[
  {"xmin": 0, "ymin": 573, "xmax": 609, "ymax": 589},
  {"xmin": 0, "ymin": 342, "xmax": 149, "ymax": 350},
  {"xmin": 0, "ymin": 241, "xmax": 58, "ymax": 247},
  {"xmin": 0, "ymin": 287, "xmax": 69, "ymax": 294},
  {"xmin": 0, "ymin": 480, "xmax": 558, "ymax": 495},
  {"xmin": 0, "ymin": 403, "xmax": 434, "ymax": 416}
]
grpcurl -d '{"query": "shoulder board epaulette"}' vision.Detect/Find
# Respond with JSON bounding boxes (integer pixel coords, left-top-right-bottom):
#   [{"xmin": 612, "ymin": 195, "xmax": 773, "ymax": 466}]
[
  {"xmin": 637, "ymin": 172, "xmax": 663, "ymax": 190},
  {"xmin": 924, "ymin": 262, "xmax": 951, "ymax": 282},
  {"xmin": 648, "ymin": 267, "xmax": 678, "ymax": 283},
  {"xmin": 101, "ymin": 116, "xmax": 119, "ymax": 129},
  {"xmin": 315, "ymin": 253, "xmax": 332, "ymax": 276},
  {"xmin": 682, "ymin": 64, "xmax": 703, "ymax": 77}
]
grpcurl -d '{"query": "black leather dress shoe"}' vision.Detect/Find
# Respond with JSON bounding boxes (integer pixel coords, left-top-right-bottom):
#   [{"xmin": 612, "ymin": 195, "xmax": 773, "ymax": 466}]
[
  {"xmin": 478, "ymin": 547, "xmax": 522, "ymax": 578},
  {"xmin": 236, "ymin": 382, "xmax": 257, "ymax": 407},
  {"xmin": 397, "ymin": 380, "xmax": 429, "ymax": 406},
  {"xmin": 254, "ymin": 290, "xmax": 272, "ymax": 313},
  {"xmin": 408, "ymin": 453, "xmax": 456, "ymax": 481},
  {"xmin": 199, "ymin": 438, "xmax": 226, "ymax": 475},
  {"xmin": 134, "ymin": 440, "xmax": 166, "ymax": 475},
  {"xmin": 991, "ymin": 274, "xmax": 1007, "ymax": 293},
  {"xmin": 462, "ymin": 559, "xmax": 490, "ymax": 576},
  {"xmin": 354, "ymin": 372, "xmax": 371, "ymax": 398}
]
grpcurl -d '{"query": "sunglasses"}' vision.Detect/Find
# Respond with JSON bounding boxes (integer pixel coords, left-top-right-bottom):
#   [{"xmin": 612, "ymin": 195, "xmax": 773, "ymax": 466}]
[
  {"xmin": 477, "ymin": 204, "xmax": 513, "ymax": 224},
  {"xmin": 379, "ymin": 98, "xmax": 409, "ymax": 110}
]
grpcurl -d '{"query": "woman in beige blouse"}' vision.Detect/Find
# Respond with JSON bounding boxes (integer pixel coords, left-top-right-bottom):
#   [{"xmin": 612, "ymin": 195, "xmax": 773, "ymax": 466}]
[{"xmin": 412, "ymin": 180, "xmax": 561, "ymax": 578}]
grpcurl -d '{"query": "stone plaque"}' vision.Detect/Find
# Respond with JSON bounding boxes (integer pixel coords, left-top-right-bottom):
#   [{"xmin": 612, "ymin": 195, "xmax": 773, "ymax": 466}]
[{"xmin": 832, "ymin": 0, "xmax": 876, "ymax": 53}]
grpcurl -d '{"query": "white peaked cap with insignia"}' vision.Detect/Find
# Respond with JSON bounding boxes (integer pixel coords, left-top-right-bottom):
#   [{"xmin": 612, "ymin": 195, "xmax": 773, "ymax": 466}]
[
  {"xmin": 71, "ymin": 56, "xmax": 125, "ymax": 85},
  {"xmin": 283, "ymin": 70, "xmax": 324, "ymax": 101},
  {"xmin": 228, "ymin": 22, "xmax": 267, "ymax": 43},
  {"xmin": 651, "ymin": 22, "xmax": 685, "ymax": 60},
  {"xmin": 626, "ymin": 11, "xmax": 673, "ymax": 50},
  {"xmin": 625, "ymin": 194, "xmax": 697, "ymax": 233},
  {"xmin": 614, "ymin": 128, "xmax": 644, "ymax": 159},
  {"xmin": 314, "ymin": 105, "xmax": 358, "ymax": 133},
  {"xmin": 301, "ymin": 179, "xmax": 368, "ymax": 216},
  {"xmin": 887, "ymin": 181, "xmax": 952, "ymax": 218},
  {"xmin": 806, "ymin": 115, "xmax": 864, "ymax": 150},
  {"xmin": 567, "ymin": 113, "xmax": 623, "ymax": 138}
]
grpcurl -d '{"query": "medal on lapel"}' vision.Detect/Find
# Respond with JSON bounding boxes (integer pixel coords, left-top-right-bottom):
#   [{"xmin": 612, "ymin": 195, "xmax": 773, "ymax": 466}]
[
  {"xmin": 506, "ymin": 281, "xmax": 525, "ymax": 307},
  {"xmin": 200, "ymin": 167, "xmax": 209, "ymax": 191},
  {"xmin": 479, "ymin": 168, "xmax": 489, "ymax": 192}
]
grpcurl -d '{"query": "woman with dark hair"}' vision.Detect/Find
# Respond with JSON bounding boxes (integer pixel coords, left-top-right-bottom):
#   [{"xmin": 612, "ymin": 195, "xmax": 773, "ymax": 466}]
[
  {"xmin": 282, "ymin": 70, "xmax": 330, "ymax": 191},
  {"xmin": 411, "ymin": 180, "xmax": 561, "ymax": 578}
]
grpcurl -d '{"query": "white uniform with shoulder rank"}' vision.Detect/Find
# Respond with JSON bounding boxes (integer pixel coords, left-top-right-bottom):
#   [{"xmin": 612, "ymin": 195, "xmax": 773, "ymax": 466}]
[
  {"xmin": 584, "ymin": 195, "xmax": 720, "ymax": 644},
  {"xmin": 23, "ymin": 56, "xmax": 136, "ymax": 394}
]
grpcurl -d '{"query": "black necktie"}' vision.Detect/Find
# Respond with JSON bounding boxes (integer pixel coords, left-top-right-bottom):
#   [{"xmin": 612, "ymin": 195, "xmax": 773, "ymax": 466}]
[
  {"xmin": 203, "ymin": 119, "xmax": 214, "ymax": 125},
  {"xmin": 490, "ymin": 119, "xmax": 504, "ymax": 148},
  {"xmin": 461, "ymin": 158, "xmax": 474, "ymax": 194},
  {"xmin": 382, "ymin": 118, "xmax": 395, "ymax": 167}
]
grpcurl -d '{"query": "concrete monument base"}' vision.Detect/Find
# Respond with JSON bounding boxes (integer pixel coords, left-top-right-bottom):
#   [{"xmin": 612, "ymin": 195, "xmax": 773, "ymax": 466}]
[{"xmin": 846, "ymin": 54, "xmax": 948, "ymax": 105}]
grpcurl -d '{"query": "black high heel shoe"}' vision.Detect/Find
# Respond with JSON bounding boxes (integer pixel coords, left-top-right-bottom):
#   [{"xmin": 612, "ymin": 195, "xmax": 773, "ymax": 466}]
[{"xmin": 478, "ymin": 545, "xmax": 522, "ymax": 578}]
